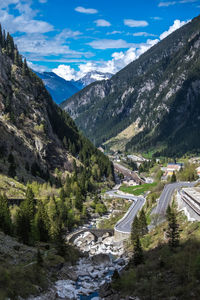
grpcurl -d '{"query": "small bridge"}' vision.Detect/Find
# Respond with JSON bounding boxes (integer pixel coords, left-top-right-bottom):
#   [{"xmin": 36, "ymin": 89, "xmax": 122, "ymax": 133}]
[{"xmin": 67, "ymin": 228, "xmax": 114, "ymax": 243}]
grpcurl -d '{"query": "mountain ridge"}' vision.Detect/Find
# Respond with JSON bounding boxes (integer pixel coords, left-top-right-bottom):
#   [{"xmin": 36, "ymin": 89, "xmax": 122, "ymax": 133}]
[{"xmin": 62, "ymin": 15, "xmax": 200, "ymax": 157}]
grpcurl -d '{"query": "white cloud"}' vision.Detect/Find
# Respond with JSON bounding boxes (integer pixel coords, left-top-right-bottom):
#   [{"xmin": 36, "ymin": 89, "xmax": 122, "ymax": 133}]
[
  {"xmin": 160, "ymin": 19, "xmax": 187, "ymax": 39},
  {"xmin": 88, "ymin": 39, "xmax": 139, "ymax": 49},
  {"xmin": 53, "ymin": 65, "xmax": 77, "ymax": 80},
  {"xmin": 124, "ymin": 19, "xmax": 148, "ymax": 27},
  {"xmin": 106, "ymin": 31, "xmax": 123, "ymax": 35},
  {"xmin": 14, "ymin": 30, "xmax": 87, "ymax": 58},
  {"xmin": 132, "ymin": 32, "xmax": 157, "ymax": 37},
  {"xmin": 158, "ymin": 1, "xmax": 177, "ymax": 6},
  {"xmin": 0, "ymin": 2, "xmax": 53, "ymax": 34},
  {"xmin": 39, "ymin": 0, "xmax": 47, "ymax": 3},
  {"xmin": 94, "ymin": 19, "xmax": 111, "ymax": 27},
  {"xmin": 52, "ymin": 39, "xmax": 159, "ymax": 81},
  {"xmin": 52, "ymin": 18, "xmax": 187, "ymax": 81},
  {"xmin": 158, "ymin": 0, "xmax": 196, "ymax": 6},
  {"xmin": 75, "ymin": 6, "xmax": 98, "ymax": 14},
  {"xmin": 27, "ymin": 61, "xmax": 49, "ymax": 72}
]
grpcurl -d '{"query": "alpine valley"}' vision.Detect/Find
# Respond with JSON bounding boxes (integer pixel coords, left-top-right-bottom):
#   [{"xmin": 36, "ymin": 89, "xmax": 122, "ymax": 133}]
[{"xmin": 1, "ymin": 3, "xmax": 200, "ymax": 300}]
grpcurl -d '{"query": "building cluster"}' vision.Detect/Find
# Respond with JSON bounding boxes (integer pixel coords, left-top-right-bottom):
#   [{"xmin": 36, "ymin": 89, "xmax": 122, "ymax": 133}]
[{"xmin": 161, "ymin": 163, "xmax": 183, "ymax": 181}]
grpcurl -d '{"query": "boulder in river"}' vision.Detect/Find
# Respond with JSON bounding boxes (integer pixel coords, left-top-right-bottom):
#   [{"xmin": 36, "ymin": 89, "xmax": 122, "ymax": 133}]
[{"xmin": 90, "ymin": 253, "xmax": 111, "ymax": 266}]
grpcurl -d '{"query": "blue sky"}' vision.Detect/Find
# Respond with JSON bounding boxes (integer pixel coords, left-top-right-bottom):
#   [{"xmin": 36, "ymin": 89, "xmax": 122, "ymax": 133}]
[{"xmin": 0, "ymin": 0, "xmax": 199, "ymax": 80}]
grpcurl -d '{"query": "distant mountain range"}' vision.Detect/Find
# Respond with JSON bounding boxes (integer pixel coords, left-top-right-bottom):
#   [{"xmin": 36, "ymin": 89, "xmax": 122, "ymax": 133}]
[
  {"xmin": 35, "ymin": 71, "xmax": 113, "ymax": 104},
  {"xmin": 62, "ymin": 15, "xmax": 200, "ymax": 158}
]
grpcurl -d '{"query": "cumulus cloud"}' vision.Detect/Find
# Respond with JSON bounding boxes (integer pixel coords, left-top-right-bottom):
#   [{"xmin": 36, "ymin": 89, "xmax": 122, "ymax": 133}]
[
  {"xmin": 75, "ymin": 6, "xmax": 98, "ymax": 14},
  {"xmin": 52, "ymin": 19, "xmax": 187, "ymax": 81},
  {"xmin": 160, "ymin": 19, "xmax": 187, "ymax": 39},
  {"xmin": 88, "ymin": 39, "xmax": 139, "ymax": 49},
  {"xmin": 94, "ymin": 19, "xmax": 111, "ymax": 27},
  {"xmin": 52, "ymin": 39, "xmax": 159, "ymax": 81},
  {"xmin": 124, "ymin": 19, "xmax": 148, "ymax": 27},
  {"xmin": 0, "ymin": 1, "xmax": 53, "ymax": 34}
]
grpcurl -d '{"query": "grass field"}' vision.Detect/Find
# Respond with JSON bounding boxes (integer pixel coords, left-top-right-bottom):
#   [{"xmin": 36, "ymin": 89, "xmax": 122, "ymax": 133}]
[{"xmin": 120, "ymin": 182, "xmax": 157, "ymax": 196}]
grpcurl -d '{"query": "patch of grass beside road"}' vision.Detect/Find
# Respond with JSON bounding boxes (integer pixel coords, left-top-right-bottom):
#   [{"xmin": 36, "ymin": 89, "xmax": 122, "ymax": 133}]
[{"xmin": 120, "ymin": 182, "xmax": 157, "ymax": 196}]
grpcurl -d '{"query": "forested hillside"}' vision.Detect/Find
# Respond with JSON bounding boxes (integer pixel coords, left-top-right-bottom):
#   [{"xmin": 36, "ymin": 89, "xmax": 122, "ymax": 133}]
[
  {"xmin": 0, "ymin": 25, "xmax": 114, "ymax": 183},
  {"xmin": 62, "ymin": 15, "xmax": 200, "ymax": 157}
]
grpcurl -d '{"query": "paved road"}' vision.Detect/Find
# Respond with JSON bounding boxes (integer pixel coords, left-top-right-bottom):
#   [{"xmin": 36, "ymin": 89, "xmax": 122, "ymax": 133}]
[
  {"xmin": 106, "ymin": 190, "xmax": 145, "ymax": 233},
  {"xmin": 154, "ymin": 181, "xmax": 196, "ymax": 216}
]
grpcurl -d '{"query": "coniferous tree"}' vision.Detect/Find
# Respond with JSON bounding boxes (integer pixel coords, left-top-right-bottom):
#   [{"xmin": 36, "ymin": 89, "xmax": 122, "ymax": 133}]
[
  {"xmin": 34, "ymin": 200, "xmax": 49, "ymax": 242},
  {"xmin": 15, "ymin": 203, "xmax": 31, "ymax": 244},
  {"xmin": 55, "ymin": 218, "xmax": 66, "ymax": 256},
  {"xmin": 139, "ymin": 209, "xmax": 148, "ymax": 236},
  {"xmin": 0, "ymin": 194, "xmax": 12, "ymax": 234},
  {"xmin": 8, "ymin": 153, "xmax": 16, "ymax": 178},
  {"xmin": 171, "ymin": 171, "xmax": 177, "ymax": 183},
  {"xmin": 133, "ymin": 236, "xmax": 144, "ymax": 266},
  {"xmin": 166, "ymin": 209, "xmax": 180, "ymax": 249},
  {"xmin": 22, "ymin": 58, "xmax": 29, "ymax": 76},
  {"xmin": 131, "ymin": 215, "xmax": 140, "ymax": 242}
]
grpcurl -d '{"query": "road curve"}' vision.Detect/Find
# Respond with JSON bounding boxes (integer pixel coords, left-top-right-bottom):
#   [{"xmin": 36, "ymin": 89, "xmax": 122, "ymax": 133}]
[
  {"xmin": 106, "ymin": 190, "xmax": 145, "ymax": 233},
  {"xmin": 154, "ymin": 181, "xmax": 196, "ymax": 216}
]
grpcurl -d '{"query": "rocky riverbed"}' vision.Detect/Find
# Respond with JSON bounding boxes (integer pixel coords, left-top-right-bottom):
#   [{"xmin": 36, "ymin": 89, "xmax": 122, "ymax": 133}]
[
  {"xmin": 29, "ymin": 253, "xmax": 127, "ymax": 300},
  {"xmin": 29, "ymin": 208, "xmax": 129, "ymax": 299}
]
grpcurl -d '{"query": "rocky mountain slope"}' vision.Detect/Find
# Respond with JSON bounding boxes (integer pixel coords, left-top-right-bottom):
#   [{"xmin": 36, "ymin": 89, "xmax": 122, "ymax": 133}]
[
  {"xmin": 0, "ymin": 29, "xmax": 113, "ymax": 182},
  {"xmin": 35, "ymin": 71, "xmax": 80, "ymax": 104},
  {"xmin": 62, "ymin": 15, "xmax": 200, "ymax": 157}
]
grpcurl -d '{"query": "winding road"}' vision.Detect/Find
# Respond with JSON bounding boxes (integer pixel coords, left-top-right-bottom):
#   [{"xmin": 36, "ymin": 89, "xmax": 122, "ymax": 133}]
[
  {"xmin": 154, "ymin": 181, "xmax": 196, "ymax": 216},
  {"xmin": 107, "ymin": 181, "xmax": 197, "ymax": 234},
  {"xmin": 106, "ymin": 190, "xmax": 145, "ymax": 233}
]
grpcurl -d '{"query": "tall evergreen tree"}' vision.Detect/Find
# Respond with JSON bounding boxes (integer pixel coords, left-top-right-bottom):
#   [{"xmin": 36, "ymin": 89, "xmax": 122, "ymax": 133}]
[
  {"xmin": 34, "ymin": 200, "xmax": 49, "ymax": 242},
  {"xmin": 22, "ymin": 58, "xmax": 29, "ymax": 76},
  {"xmin": 0, "ymin": 194, "xmax": 12, "ymax": 234},
  {"xmin": 133, "ymin": 236, "xmax": 144, "ymax": 266},
  {"xmin": 139, "ymin": 209, "xmax": 148, "ymax": 236},
  {"xmin": 131, "ymin": 216, "xmax": 140, "ymax": 242},
  {"xmin": 166, "ymin": 209, "xmax": 180, "ymax": 249}
]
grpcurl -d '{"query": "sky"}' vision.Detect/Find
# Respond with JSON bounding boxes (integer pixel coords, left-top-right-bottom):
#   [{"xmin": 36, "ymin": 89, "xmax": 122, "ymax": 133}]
[{"xmin": 0, "ymin": 0, "xmax": 199, "ymax": 80}]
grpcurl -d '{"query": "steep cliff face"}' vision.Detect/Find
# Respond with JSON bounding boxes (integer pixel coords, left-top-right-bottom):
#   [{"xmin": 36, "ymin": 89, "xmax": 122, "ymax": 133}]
[
  {"xmin": 0, "ymin": 33, "xmax": 113, "ymax": 182},
  {"xmin": 62, "ymin": 15, "xmax": 200, "ymax": 157}
]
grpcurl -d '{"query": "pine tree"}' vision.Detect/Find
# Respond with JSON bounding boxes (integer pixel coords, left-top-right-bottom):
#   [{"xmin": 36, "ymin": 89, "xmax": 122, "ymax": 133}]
[
  {"xmin": 166, "ymin": 209, "xmax": 180, "ymax": 249},
  {"xmin": 131, "ymin": 216, "xmax": 140, "ymax": 242},
  {"xmin": 55, "ymin": 218, "xmax": 66, "ymax": 256},
  {"xmin": 171, "ymin": 171, "xmax": 177, "ymax": 183},
  {"xmin": 25, "ymin": 187, "xmax": 35, "ymax": 220},
  {"xmin": 34, "ymin": 200, "xmax": 49, "ymax": 242},
  {"xmin": 22, "ymin": 58, "xmax": 29, "ymax": 76},
  {"xmin": 133, "ymin": 236, "xmax": 144, "ymax": 266},
  {"xmin": 139, "ymin": 209, "xmax": 148, "ymax": 236},
  {"xmin": 0, "ymin": 194, "xmax": 12, "ymax": 234},
  {"xmin": 15, "ymin": 204, "xmax": 31, "ymax": 244}
]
